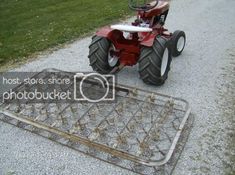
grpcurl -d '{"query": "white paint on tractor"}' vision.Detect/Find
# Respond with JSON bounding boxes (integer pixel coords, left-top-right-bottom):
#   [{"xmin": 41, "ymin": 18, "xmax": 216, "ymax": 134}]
[
  {"xmin": 111, "ymin": 24, "xmax": 152, "ymax": 32},
  {"xmin": 161, "ymin": 48, "xmax": 169, "ymax": 76},
  {"xmin": 177, "ymin": 36, "xmax": 185, "ymax": 52}
]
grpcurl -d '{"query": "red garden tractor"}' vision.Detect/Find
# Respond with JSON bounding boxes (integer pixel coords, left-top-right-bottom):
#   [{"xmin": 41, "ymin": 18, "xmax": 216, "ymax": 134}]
[{"xmin": 88, "ymin": 0, "xmax": 186, "ymax": 85}]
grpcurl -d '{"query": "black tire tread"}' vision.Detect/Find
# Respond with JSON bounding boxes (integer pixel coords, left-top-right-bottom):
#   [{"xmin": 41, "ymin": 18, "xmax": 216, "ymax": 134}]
[
  {"xmin": 138, "ymin": 37, "xmax": 172, "ymax": 86},
  {"xmin": 171, "ymin": 30, "xmax": 186, "ymax": 57},
  {"xmin": 88, "ymin": 36, "xmax": 112, "ymax": 74}
]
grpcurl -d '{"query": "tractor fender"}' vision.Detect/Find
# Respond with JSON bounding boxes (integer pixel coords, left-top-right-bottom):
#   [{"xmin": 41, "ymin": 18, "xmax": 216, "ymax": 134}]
[
  {"xmin": 96, "ymin": 27, "xmax": 123, "ymax": 42},
  {"xmin": 140, "ymin": 33, "xmax": 157, "ymax": 47}
]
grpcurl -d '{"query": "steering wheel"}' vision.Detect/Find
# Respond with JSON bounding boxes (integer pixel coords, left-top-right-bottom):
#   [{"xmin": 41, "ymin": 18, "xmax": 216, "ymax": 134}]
[{"xmin": 128, "ymin": 0, "xmax": 158, "ymax": 11}]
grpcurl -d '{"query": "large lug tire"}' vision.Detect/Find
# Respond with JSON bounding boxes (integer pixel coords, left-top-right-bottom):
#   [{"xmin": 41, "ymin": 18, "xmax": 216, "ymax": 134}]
[
  {"xmin": 138, "ymin": 37, "xmax": 172, "ymax": 86},
  {"xmin": 171, "ymin": 30, "xmax": 186, "ymax": 57},
  {"xmin": 88, "ymin": 35, "xmax": 119, "ymax": 74}
]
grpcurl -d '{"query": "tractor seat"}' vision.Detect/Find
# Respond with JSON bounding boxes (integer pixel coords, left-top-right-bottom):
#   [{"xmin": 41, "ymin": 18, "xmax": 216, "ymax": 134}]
[{"xmin": 144, "ymin": 1, "xmax": 170, "ymax": 18}]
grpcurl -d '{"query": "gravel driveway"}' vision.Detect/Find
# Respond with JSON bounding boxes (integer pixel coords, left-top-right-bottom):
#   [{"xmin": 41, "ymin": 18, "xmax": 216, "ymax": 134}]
[{"xmin": 0, "ymin": 0, "xmax": 234, "ymax": 174}]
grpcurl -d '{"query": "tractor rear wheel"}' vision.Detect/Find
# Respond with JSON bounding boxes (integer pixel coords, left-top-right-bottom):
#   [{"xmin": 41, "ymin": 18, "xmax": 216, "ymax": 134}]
[
  {"xmin": 88, "ymin": 36, "xmax": 119, "ymax": 74},
  {"xmin": 138, "ymin": 37, "xmax": 172, "ymax": 86}
]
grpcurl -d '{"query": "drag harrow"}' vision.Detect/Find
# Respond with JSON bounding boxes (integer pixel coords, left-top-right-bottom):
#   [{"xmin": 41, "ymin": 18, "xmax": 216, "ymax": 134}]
[{"xmin": 0, "ymin": 69, "xmax": 193, "ymax": 175}]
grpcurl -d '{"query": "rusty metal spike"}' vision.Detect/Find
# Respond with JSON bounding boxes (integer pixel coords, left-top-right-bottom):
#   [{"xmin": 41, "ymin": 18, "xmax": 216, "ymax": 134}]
[
  {"xmin": 130, "ymin": 88, "xmax": 138, "ymax": 96},
  {"xmin": 148, "ymin": 93, "xmax": 155, "ymax": 102},
  {"xmin": 116, "ymin": 134, "xmax": 127, "ymax": 145}
]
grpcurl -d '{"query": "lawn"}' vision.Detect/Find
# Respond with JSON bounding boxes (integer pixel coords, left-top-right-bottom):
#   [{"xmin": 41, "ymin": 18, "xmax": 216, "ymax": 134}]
[{"xmin": 0, "ymin": 0, "xmax": 130, "ymax": 68}]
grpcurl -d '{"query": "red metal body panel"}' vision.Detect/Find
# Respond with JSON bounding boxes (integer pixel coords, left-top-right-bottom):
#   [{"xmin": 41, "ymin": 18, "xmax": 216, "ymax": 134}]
[
  {"xmin": 95, "ymin": 1, "xmax": 172, "ymax": 67},
  {"xmin": 139, "ymin": 32, "xmax": 157, "ymax": 47},
  {"xmin": 96, "ymin": 27, "xmax": 141, "ymax": 66},
  {"xmin": 96, "ymin": 26, "xmax": 171, "ymax": 66}
]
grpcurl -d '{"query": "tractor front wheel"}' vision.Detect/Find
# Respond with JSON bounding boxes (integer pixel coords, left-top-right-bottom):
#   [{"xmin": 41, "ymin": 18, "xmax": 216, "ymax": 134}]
[
  {"xmin": 171, "ymin": 30, "xmax": 186, "ymax": 57},
  {"xmin": 138, "ymin": 37, "xmax": 172, "ymax": 86},
  {"xmin": 88, "ymin": 36, "xmax": 120, "ymax": 74}
]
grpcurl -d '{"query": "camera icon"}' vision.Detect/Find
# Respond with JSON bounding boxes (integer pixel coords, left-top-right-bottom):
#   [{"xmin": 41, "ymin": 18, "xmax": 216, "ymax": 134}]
[{"xmin": 74, "ymin": 73, "xmax": 115, "ymax": 102}]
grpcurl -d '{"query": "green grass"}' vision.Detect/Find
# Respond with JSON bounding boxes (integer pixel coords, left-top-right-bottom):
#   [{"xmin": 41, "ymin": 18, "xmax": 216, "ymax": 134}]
[{"xmin": 0, "ymin": 0, "xmax": 130, "ymax": 67}]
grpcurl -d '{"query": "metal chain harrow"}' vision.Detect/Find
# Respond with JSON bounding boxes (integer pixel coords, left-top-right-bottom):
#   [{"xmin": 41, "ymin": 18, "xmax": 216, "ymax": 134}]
[{"xmin": 0, "ymin": 69, "xmax": 193, "ymax": 175}]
